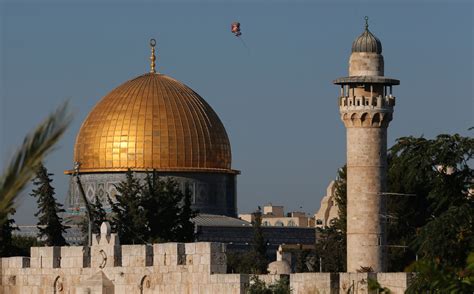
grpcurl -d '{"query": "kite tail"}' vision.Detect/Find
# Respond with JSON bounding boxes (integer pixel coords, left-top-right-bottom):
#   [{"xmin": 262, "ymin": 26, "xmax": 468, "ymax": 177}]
[{"xmin": 238, "ymin": 37, "xmax": 250, "ymax": 55}]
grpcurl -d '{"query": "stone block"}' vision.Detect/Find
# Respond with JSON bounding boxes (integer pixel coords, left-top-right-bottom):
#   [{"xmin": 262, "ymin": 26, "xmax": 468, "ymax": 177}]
[
  {"xmin": 195, "ymin": 242, "xmax": 211, "ymax": 254},
  {"xmin": 377, "ymin": 272, "xmax": 414, "ymax": 294},
  {"xmin": 195, "ymin": 242, "xmax": 226, "ymax": 255},
  {"xmin": 290, "ymin": 273, "xmax": 338, "ymax": 294},
  {"xmin": 186, "ymin": 254, "xmax": 194, "ymax": 266},
  {"xmin": 199, "ymin": 283, "xmax": 212, "ymax": 294},
  {"xmin": 200, "ymin": 254, "xmax": 211, "ymax": 265},
  {"xmin": 153, "ymin": 243, "xmax": 185, "ymax": 266},
  {"xmin": 30, "ymin": 247, "xmax": 39, "ymax": 258},
  {"xmin": 29, "ymin": 247, "xmax": 60, "ymax": 268},
  {"xmin": 121, "ymin": 244, "xmax": 153, "ymax": 267},
  {"xmin": 185, "ymin": 243, "xmax": 196, "ymax": 254},
  {"xmin": 91, "ymin": 244, "xmax": 121, "ymax": 268},
  {"xmin": 1, "ymin": 257, "xmax": 29, "ymax": 269},
  {"xmin": 27, "ymin": 274, "xmax": 41, "ymax": 286},
  {"xmin": 60, "ymin": 246, "xmax": 90, "ymax": 268},
  {"xmin": 339, "ymin": 272, "xmax": 376, "ymax": 294}
]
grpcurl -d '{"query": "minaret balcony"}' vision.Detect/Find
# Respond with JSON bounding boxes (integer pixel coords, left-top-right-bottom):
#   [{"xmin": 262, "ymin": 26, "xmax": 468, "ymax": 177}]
[{"xmin": 339, "ymin": 95, "xmax": 395, "ymax": 112}]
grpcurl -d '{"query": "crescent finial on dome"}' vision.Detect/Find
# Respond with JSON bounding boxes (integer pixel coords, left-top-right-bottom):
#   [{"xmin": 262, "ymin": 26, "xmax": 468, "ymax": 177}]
[{"xmin": 149, "ymin": 38, "xmax": 157, "ymax": 74}]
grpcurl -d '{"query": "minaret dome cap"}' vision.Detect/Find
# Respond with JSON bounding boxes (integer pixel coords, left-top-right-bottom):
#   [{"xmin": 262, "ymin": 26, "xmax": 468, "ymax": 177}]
[{"xmin": 351, "ymin": 16, "xmax": 382, "ymax": 54}]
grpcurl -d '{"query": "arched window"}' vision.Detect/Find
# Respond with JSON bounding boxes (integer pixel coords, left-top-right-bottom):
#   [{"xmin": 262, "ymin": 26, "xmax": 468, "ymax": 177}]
[
  {"xmin": 275, "ymin": 221, "xmax": 284, "ymax": 227},
  {"xmin": 316, "ymin": 219, "xmax": 323, "ymax": 225},
  {"xmin": 287, "ymin": 220, "xmax": 296, "ymax": 227}
]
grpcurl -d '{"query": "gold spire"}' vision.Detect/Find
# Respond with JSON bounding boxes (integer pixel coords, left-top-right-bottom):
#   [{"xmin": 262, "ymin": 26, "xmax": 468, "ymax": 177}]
[{"xmin": 149, "ymin": 38, "xmax": 157, "ymax": 74}]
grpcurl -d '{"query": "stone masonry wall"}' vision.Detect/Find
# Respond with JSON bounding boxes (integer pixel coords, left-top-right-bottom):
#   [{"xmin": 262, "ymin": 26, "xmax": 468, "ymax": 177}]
[{"xmin": 0, "ymin": 224, "xmax": 412, "ymax": 293}]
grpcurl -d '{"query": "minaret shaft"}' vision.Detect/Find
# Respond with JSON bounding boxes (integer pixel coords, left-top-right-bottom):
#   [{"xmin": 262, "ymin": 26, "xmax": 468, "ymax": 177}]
[{"xmin": 346, "ymin": 126, "xmax": 387, "ymax": 272}]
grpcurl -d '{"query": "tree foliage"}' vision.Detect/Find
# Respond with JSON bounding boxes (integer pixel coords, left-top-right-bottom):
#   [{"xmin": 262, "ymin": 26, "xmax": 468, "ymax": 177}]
[
  {"xmin": 108, "ymin": 170, "xmax": 198, "ymax": 244},
  {"xmin": 178, "ymin": 187, "xmax": 198, "ymax": 242},
  {"xmin": 108, "ymin": 170, "xmax": 148, "ymax": 244},
  {"xmin": 247, "ymin": 275, "xmax": 291, "ymax": 294},
  {"xmin": 303, "ymin": 166, "xmax": 347, "ymax": 273},
  {"xmin": 406, "ymin": 252, "xmax": 474, "ymax": 293},
  {"xmin": 142, "ymin": 172, "xmax": 197, "ymax": 243},
  {"xmin": 90, "ymin": 194, "xmax": 107, "ymax": 233},
  {"xmin": 332, "ymin": 166, "xmax": 347, "ymax": 234},
  {"xmin": 251, "ymin": 207, "xmax": 269, "ymax": 274},
  {"xmin": 0, "ymin": 214, "xmax": 16, "ymax": 256},
  {"xmin": 80, "ymin": 194, "xmax": 107, "ymax": 244},
  {"xmin": 10, "ymin": 235, "xmax": 44, "ymax": 256},
  {"xmin": 387, "ymin": 134, "xmax": 473, "ymax": 274},
  {"xmin": 314, "ymin": 221, "xmax": 346, "ymax": 272},
  {"xmin": 30, "ymin": 164, "xmax": 69, "ymax": 246},
  {"xmin": 227, "ymin": 207, "xmax": 269, "ymax": 274}
]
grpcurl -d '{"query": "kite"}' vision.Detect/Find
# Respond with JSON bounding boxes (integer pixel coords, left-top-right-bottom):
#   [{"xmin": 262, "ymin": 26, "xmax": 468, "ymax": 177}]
[{"xmin": 231, "ymin": 22, "xmax": 242, "ymax": 37}]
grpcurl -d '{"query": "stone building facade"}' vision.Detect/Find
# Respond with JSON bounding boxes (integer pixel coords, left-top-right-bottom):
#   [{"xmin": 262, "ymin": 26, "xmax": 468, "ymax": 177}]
[
  {"xmin": 0, "ymin": 223, "xmax": 413, "ymax": 294},
  {"xmin": 314, "ymin": 181, "xmax": 339, "ymax": 228},
  {"xmin": 239, "ymin": 204, "xmax": 313, "ymax": 228}
]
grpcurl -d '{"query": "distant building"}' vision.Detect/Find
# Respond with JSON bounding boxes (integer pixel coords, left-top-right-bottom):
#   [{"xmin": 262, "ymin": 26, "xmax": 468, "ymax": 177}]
[
  {"xmin": 239, "ymin": 204, "xmax": 314, "ymax": 228},
  {"xmin": 313, "ymin": 181, "xmax": 340, "ymax": 228},
  {"xmin": 13, "ymin": 225, "xmax": 84, "ymax": 245}
]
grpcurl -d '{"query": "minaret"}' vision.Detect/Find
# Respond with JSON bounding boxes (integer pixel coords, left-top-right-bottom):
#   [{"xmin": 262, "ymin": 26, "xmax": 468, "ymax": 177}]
[{"xmin": 333, "ymin": 17, "xmax": 399, "ymax": 272}]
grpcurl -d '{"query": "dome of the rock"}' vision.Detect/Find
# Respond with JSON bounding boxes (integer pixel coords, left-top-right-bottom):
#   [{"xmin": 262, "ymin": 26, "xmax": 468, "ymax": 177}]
[
  {"xmin": 73, "ymin": 73, "xmax": 233, "ymax": 173},
  {"xmin": 66, "ymin": 41, "xmax": 238, "ymax": 217}
]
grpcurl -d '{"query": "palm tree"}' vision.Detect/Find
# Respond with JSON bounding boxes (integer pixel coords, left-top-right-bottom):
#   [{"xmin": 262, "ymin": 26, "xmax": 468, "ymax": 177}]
[{"xmin": 0, "ymin": 103, "xmax": 71, "ymax": 226}]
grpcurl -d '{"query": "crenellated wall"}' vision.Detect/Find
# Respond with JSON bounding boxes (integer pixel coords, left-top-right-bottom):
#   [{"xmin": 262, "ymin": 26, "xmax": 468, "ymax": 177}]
[{"xmin": 0, "ymin": 223, "xmax": 412, "ymax": 294}]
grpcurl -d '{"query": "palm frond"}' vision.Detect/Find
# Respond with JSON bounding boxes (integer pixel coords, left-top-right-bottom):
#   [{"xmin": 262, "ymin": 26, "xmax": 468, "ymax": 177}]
[{"xmin": 0, "ymin": 102, "xmax": 71, "ymax": 224}]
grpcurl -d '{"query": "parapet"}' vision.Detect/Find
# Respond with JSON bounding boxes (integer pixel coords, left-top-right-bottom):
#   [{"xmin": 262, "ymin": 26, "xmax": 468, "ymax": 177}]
[
  {"xmin": 30, "ymin": 246, "xmax": 61, "ymax": 268},
  {"xmin": 1, "ymin": 222, "xmax": 227, "ymax": 274}
]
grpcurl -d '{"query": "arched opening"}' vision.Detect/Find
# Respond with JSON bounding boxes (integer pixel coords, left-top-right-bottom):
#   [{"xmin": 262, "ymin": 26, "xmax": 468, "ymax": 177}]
[
  {"xmin": 53, "ymin": 276, "xmax": 63, "ymax": 294},
  {"xmin": 372, "ymin": 113, "xmax": 381, "ymax": 127},
  {"xmin": 139, "ymin": 275, "xmax": 152, "ymax": 294}
]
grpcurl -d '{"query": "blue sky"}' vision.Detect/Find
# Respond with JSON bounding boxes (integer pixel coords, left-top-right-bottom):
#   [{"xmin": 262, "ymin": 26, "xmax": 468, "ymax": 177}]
[{"xmin": 1, "ymin": 1, "xmax": 472, "ymax": 224}]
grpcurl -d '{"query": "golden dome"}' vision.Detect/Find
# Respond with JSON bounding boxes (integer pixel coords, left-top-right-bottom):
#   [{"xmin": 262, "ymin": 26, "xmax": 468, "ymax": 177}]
[{"xmin": 72, "ymin": 73, "xmax": 235, "ymax": 174}]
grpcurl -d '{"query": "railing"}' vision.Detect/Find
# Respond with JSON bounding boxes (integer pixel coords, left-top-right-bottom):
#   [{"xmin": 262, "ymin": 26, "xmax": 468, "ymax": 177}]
[{"xmin": 339, "ymin": 95, "xmax": 395, "ymax": 110}]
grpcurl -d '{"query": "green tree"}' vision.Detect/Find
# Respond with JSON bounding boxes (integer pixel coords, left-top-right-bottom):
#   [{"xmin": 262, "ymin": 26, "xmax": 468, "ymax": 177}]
[
  {"xmin": 80, "ymin": 194, "xmax": 107, "ymax": 244},
  {"xmin": 90, "ymin": 194, "xmax": 107, "ymax": 233},
  {"xmin": 0, "ymin": 212, "xmax": 16, "ymax": 256},
  {"xmin": 175, "ymin": 186, "xmax": 198, "ymax": 242},
  {"xmin": 332, "ymin": 166, "xmax": 347, "ymax": 234},
  {"xmin": 250, "ymin": 207, "xmax": 268, "ymax": 274},
  {"xmin": 10, "ymin": 235, "xmax": 44, "ymax": 256},
  {"xmin": 247, "ymin": 275, "xmax": 291, "ymax": 294},
  {"xmin": 108, "ymin": 170, "xmax": 198, "ymax": 244},
  {"xmin": 406, "ymin": 253, "xmax": 474, "ymax": 293},
  {"xmin": 306, "ymin": 166, "xmax": 346, "ymax": 273},
  {"xmin": 30, "ymin": 164, "xmax": 69, "ymax": 246},
  {"xmin": 387, "ymin": 134, "xmax": 473, "ymax": 272},
  {"xmin": 294, "ymin": 248, "xmax": 310, "ymax": 273},
  {"xmin": 226, "ymin": 207, "xmax": 269, "ymax": 274},
  {"xmin": 108, "ymin": 170, "xmax": 148, "ymax": 244},
  {"xmin": 314, "ymin": 222, "xmax": 346, "ymax": 272},
  {"xmin": 142, "ymin": 172, "xmax": 191, "ymax": 242}
]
